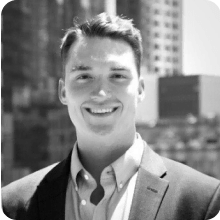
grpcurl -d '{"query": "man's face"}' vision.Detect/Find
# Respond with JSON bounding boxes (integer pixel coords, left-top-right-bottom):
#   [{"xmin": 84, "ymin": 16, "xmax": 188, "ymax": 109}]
[{"xmin": 59, "ymin": 36, "xmax": 144, "ymax": 136}]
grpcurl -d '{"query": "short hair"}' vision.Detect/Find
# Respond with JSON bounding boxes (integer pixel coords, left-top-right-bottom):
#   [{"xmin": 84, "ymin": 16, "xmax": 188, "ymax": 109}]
[{"xmin": 60, "ymin": 13, "xmax": 143, "ymax": 76}]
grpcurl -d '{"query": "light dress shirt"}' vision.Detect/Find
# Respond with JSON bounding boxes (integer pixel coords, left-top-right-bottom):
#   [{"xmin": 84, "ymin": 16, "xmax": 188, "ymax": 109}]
[{"xmin": 65, "ymin": 133, "xmax": 144, "ymax": 220}]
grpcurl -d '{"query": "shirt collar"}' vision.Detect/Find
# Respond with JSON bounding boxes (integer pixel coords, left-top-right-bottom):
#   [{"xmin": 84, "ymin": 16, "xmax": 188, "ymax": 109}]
[
  {"xmin": 70, "ymin": 141, "xmax": 84, "ymax": 188},
  {"xmin": 111, "ymin": 133, "xmax": 144, "ymax": 191},
  {"xmin": 70, "ymin": 133, "xmax": 144, "ymax": 191}
]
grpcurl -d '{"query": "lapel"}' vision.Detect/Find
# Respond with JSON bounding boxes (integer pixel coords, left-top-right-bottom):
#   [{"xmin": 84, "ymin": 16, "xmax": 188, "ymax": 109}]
[
  {"xmin": 36, "ymin": 142, "xmax": 168, "ymax": 220},
  {"xmin": 37, "ymin": 151, "xmax": 72, "ymax": 220},
  {"xmin": 128, "ymin": 143, "xmax": 169, "ymax": 220}
]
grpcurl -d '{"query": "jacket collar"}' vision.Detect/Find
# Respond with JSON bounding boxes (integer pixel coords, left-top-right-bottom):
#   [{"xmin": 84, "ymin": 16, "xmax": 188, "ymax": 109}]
[
  {"xmin": 37, "ymin": 142, "xmax": 169, "ymax": 220},
  {"xmin": 37, "ymin": 151, "xmax": 72, "ymax": 220},
  {"xmin": 128, "ymin": 142, "xmax": 169, "ymax": 220}
]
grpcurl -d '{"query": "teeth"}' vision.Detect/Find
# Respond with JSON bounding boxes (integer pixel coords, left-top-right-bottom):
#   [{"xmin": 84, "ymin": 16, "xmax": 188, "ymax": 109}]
[{"xmin": 90, "ymin": 108, "xmax": 114, "ymax": 114}]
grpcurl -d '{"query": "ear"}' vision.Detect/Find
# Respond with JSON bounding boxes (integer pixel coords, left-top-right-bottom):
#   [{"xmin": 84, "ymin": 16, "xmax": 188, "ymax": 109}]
[
  {"xmin": 58, "ymin": 79, "xmax": 67, "ymax": 105},
  {"xmin": 137, "ymin": 77, "xmax": 145, "ymax": 103}
]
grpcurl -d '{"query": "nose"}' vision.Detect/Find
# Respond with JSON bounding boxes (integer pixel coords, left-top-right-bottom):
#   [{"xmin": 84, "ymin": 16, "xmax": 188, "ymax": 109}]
[{"xmin": 90, "ymin": 79, "xmax": 112, "ymax": 102}]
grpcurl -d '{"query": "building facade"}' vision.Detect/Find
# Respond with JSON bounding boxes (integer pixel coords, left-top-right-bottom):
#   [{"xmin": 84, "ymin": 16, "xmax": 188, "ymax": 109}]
[
  {"xmin": 140, "ymin": 0, "xmax": 183, "ymax": 76},
  {"xmin": 136, "ymin": 75, "xmax": 220, "ymax": 179},
  {"xmin": 1, "ymin": 0, "xmax": 106, "ymax": 185},
  {"xmin": 117, "ymin": 0, "xmax": 183, "ymax": 76},
  {"xmin": 47, "ymin": 108, "xmax": 76, "ymax": 164},
  {"xmin": 159, "ymin": 75, "xmax": 220, "ymax": 118}
]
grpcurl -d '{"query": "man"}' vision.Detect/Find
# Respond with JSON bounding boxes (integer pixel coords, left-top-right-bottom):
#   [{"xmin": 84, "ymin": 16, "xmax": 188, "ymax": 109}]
[{"xmin": 2, "ymin": 13, "xmax": 220, "ymax": 220}]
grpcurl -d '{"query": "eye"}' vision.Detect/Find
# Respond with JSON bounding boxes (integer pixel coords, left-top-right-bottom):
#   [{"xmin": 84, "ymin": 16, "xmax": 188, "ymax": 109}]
[
  {"xmin": 111, "ymin": 73, "xmax": 126, "ymax": 79},
  {"xmin": 76, "ymin": 74, "xmax": 92, "ymax": 82}
]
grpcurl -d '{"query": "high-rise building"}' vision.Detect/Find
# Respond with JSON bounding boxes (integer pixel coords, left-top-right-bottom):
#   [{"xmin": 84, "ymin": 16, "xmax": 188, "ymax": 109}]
[
  {"xmin": 117, "ymin": 0, "xmax": 183, "ymax": 76},
  {"xmin": 1, "ymin": 0, "xmax": 21, "ymax": 185},
  {"xmin": 159, "ymin": 75, "xmax": 220, "ymax": 119},
  {"xmin": 1, "ymin": 0, "xmax": 106, "ymax": 184},
  {"xmin": 136, "ymin": 74, "xmax": 220, "ymax": 179}
]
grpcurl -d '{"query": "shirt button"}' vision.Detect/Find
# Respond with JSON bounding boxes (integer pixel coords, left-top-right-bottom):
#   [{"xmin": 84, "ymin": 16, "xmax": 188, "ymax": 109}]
[
  {"xmin": 84, "ymin": 174, "xmax": 89, "ymax": 180},
  {"xmin": 81, "ymin": 200, "xmax": 86, "ymax": 205},
  {"xmin": 119, "ymin": 183, "xmax": 123, "ymax": 189}
]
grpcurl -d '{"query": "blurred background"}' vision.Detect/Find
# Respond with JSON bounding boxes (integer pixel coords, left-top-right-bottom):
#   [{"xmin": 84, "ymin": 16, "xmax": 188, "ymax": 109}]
[{"xmin": 1, "ymin": 0, "xmax": 220, "ymax": 186}]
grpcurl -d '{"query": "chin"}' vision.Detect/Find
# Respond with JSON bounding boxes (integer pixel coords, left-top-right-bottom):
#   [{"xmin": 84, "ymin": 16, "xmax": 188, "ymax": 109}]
[{"xmin": 89, "ymin": 124, "xmax": 114, "ymax": 136}]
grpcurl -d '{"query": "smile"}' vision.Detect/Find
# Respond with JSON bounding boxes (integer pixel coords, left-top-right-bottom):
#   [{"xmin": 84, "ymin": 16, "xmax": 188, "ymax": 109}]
[{"xmin": 85, "ymin": 107, "xmax": 118, "ymax": 115}]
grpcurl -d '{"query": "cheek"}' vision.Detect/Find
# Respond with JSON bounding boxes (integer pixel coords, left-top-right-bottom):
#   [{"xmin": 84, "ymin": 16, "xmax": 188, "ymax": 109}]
[
  {"xmin": 126, "ymin": 86, "xmax": 140, "ymax": 110},
  {"xmin": 126, "ymin": 83, "xmax": 139, "ymax": 100},
  {"xmin": 117, "ymin": 90, "xmax": 139, "ymax": 111},
  {"xmin": 65, "ymin": 82, "xmax": 90, "ymax": 100}
]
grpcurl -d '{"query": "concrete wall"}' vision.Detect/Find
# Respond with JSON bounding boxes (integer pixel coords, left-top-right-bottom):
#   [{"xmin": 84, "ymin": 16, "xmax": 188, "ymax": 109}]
[{"xmin": 200, "ymin": 75, "xmax": 220, "ymax": 116}]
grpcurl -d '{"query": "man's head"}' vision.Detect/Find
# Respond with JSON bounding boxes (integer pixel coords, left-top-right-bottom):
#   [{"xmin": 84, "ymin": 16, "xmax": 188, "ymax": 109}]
[
  {"xmin": 59, "ymin": 13, "xmax": 145, "ymax": 138},
  {"xmin": 60, "ymin": 13, "xmax": 143, "ymax": 77}
]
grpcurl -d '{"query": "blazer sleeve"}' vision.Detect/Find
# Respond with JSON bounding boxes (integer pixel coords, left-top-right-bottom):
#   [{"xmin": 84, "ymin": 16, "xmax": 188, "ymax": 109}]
[{"xmin": 205, "ymin": 183, "xmax": 220, "ymax": 220}]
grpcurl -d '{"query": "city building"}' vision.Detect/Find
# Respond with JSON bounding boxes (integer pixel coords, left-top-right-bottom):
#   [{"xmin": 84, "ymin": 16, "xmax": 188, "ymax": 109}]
[
  {"xmin": 144, "ymin": 0, "xmax": 182, "ymax": 76},
  {"xmin": 47, "ymin": 108, "xmax": 76, "ymax": 165},
  {"xmin": 1, "ymin": 0, "xmax": 19, "ymax": 185},
  {"xmin": 117, "ymin": 0, "xmax": 183, "ymax": 76},
  {"xmin": 159, "ymin": 75, "xmax": 220, "ymax": 119},
  {"xmin": 136, "ymin": 116, "xmax": 220, "ymax": 179},
  {"xmin": 136, "ymin": 74, "xmax": 220, "ymax": 179},
  {"xmin": 136, "ymin": 74, "xmax": 220, "ymax": 124},
  {"xmin": 1, "ymin": 0, "xmax": 106, "ymax": 185}
]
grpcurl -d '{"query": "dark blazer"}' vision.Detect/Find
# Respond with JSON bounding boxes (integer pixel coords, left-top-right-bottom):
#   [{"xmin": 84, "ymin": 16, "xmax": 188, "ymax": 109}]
[{"xmin": 2, "ymin": 144, "xmax": 220, "ymax": 220}]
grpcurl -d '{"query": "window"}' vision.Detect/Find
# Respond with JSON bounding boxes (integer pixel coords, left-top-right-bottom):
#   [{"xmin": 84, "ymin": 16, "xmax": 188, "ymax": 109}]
[
  {"xmin": 166, "ymin": 11, "xmax": 171, "ymax": 16},
  {"xmin": 155, "ymin": 55, "xmax": 160, "ymax": 61},
  {"xmin": 165, "ymin": 45, "xmax": 171, "ymax": 51},
  {"xmin": 173, "ymin": 1, "xmax": 178, "ymax": 7},
  {"xmin": 173, "ymin": 57, "xmax": 178, "ymax": 63},
  {"xmin": 154, "ymin": 9, "xmax": 160, "ymax": 15},
  {"xmin": 165, "ymin": 22, "xmax": 170, "ymax": 28},
  {"xmin": 173, "ymin": 23, "xmax": 178, "ymax": 29},
  {"xmin": 154, "ymin": 44, "xmax": 160, "ymax": 49},
  {"xmin": 173, "ymin": 69, "xmax": 179, "ymax": 75},
  {"xmin": 173, "ymin": 46, "xmax": 178, "ymax": 52},
  {"xmin": 173, "ymin": 35, "xmax": 178, "ymax": 41},
  {"xmin": 165, "ymin": 0, "xmax": 170, "ymax": 5},
  {"xmin": 173, "ymin": 12, "xmax": 178, "ymax": 18},
  {"xmin": 154, "ymin": 67, "xmax": 160, "ymax": 73},
  {"xmin": 166, "ymin": 57, "xmax": 171, "ymax": 62},
  {"xmin": 154, "ymin": 20, "xmax": 160, "ymax": 26},
  {"xmin": 165, "ymin": 34, "xmax": 171, "ymax": 39},
  {"xmin": 154, "ymin": 32, "xmax": 160, "ymax": 38}
]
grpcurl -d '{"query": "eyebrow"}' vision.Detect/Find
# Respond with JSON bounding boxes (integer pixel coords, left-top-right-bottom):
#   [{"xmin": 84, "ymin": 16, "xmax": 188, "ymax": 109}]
[
  {"xmin": 71, "ymin": 65, "xmax": 129, "ymax": 72},
  {"xmin": 71, "ymin": 65, "xmax": 92, "ymax": 71},
  {"xmin": 110, "ymin": 66, "xmax": 129, "ymax": 71}
]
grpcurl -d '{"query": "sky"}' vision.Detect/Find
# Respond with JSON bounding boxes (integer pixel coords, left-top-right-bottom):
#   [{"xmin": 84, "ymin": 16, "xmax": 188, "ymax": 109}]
[{"xmin": 183, "ymin": 0, "xmax": 220, "ymax": 76}]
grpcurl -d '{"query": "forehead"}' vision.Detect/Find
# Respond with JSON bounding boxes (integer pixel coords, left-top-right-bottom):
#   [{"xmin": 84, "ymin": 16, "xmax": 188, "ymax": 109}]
[{"xmin": 66, "ymin": 36, "xmax": 136, "ymax": 66}]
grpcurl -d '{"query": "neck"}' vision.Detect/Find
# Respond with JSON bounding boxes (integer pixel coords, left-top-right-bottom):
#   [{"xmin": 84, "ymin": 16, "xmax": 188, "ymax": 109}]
[{"xmin": 76, "ymin": 129, "xmax": 136, "ymax": 182}]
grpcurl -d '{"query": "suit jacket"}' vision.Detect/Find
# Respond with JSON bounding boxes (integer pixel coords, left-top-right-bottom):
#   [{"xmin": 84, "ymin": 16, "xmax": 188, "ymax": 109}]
[{"xmin": 2, "ymin": 144, "xmax": 220, "ymax": 220}]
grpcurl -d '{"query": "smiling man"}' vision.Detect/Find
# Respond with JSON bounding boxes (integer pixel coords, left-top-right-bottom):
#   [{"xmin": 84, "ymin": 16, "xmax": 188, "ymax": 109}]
[{"xmin": 2, "ymin": 13, "xmax": 220, "ymax": 220}]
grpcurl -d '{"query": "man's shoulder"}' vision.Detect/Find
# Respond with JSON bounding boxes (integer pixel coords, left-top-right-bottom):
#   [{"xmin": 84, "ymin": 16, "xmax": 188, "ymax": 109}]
[
  {"xmin": 155, "ymin": 156, "xmax": 220, "ymax": 219},
  {"xmin": 3, "ymin": 162, "xmax": 59, "ymax": 190},
  {"xmin": 161, "ymin": 156, "xmax": 220, "ymax": 190},
  {"xmin": 1, "ymin": 162, "xmax": 59, "ymax": 218}
]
